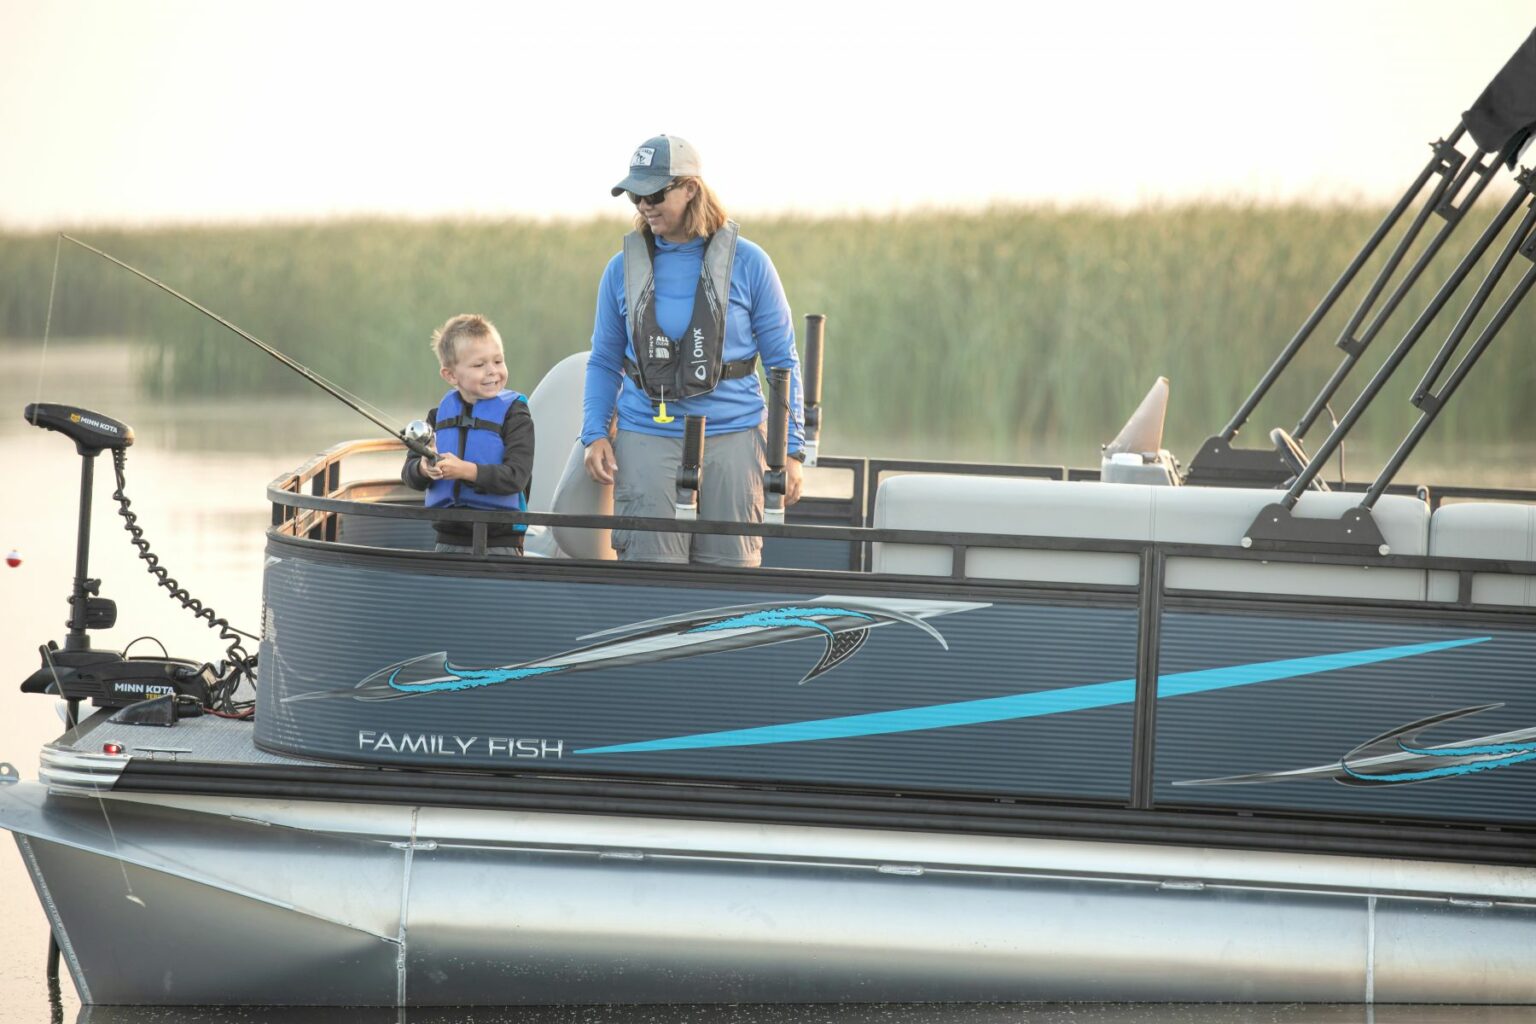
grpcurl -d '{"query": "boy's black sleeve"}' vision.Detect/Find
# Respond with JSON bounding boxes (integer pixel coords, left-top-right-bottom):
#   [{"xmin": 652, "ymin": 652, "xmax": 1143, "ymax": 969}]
[
  {"xmin": 401, "ymin": 406, "xmax": 436, "ymax": 490},
  {"xmin": 471, "ymin": 399, "xmax": 535, "ymax": 497}
]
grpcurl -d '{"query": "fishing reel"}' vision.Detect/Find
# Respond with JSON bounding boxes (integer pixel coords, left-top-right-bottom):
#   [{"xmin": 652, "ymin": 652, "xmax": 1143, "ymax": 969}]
[{"xmin": 404, "ymin": 419, "xmax": 436, "ymax": 454}]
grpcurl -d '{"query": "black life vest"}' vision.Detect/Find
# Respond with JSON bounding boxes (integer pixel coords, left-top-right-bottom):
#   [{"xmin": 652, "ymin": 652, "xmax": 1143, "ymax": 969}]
[{"xmin": 621, "ymin": 220, "xmax": 756, "ymax": 404}]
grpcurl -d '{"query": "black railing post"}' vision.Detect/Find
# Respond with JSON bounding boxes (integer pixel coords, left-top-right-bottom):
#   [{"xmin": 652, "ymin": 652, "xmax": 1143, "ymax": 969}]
[{"xmin": 1130, "ymin": 547, "xmax": 1165, "ymax": 810}]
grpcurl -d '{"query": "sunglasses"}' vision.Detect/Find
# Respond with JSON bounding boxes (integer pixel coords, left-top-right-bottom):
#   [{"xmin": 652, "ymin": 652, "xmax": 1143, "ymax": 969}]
[{"xmin": 629, "ymin": 182, "xmax": 683, "ymax": 206}]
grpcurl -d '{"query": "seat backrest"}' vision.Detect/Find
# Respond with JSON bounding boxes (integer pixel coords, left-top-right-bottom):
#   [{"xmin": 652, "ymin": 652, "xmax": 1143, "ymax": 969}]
[
  {"xmin": 523, "ymin": 352, "xmax": 589, "ymax": 513},
  {"xmin": 871, "ymin": 475, "xmax": 1430, "ymax": 600},
  {"xmin": 1427, "ymin": 502, "xmax": 1536, "ymax": 606},
  {"xmin": 548, "ymin": 440, "xmax": 615, "ymax": 560}
]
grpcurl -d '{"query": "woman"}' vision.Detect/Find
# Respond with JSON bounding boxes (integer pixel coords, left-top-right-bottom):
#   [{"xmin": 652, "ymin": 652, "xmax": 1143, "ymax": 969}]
[{"xmin": 582, "ymin": 134, "xmax": 804, "ymax": 566}]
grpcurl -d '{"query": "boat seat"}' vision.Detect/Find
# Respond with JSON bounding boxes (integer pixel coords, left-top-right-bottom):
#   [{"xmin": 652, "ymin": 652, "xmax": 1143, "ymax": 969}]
[
  {"xmin": 520, "ymin": 351, "xmax": 617, "ymax": 559},
  {"xmin": 1427, "ymin": 502, "xmax": 1536, "ymax": 606},
  {"xmin": 524, "ymin": 351, "xmax": 589, "ymax": 514},
  {"xmin": 519, "ymin": 353, "xmax": 608, "ymax": 561},
  {"xmin": 544, "ymin": 440, "xmax": 616, "ymax": 560},
  {"xmin": 871, "ymin": 476, "xmax": 1431, "ymax": 600}
]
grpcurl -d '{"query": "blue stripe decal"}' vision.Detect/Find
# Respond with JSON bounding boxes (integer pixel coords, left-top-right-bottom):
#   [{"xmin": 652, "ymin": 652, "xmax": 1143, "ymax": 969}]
[
  {"xmin": 1343, "ymin": 750, "xmax": 1536, "ymax": 783},
  {"xmin": 686, "ymin": 607, "xmax": 874, "ymax": 637},
  {"xmin": 574, "ymin": 637, "xmax": 1488, "ymax": 756}
]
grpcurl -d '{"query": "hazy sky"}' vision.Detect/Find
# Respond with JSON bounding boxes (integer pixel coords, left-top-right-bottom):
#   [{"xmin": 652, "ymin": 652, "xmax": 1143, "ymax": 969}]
[{"xmin": 2, "ymin": 0, "xmax": 1532, "ymax": 227}]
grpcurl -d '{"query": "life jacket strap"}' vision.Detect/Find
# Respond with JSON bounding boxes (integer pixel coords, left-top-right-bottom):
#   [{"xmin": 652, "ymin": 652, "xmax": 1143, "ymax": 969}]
[
  {"xmin": 433, "ymin": 414, "xmax": 504, "ymax": 434},
  {"xmin": 623, "ymin": 354, "xmax": 757, "ymax": 392}
]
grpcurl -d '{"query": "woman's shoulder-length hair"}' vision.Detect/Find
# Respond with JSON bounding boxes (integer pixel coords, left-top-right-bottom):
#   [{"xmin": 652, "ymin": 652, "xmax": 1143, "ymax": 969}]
[{"xmin": 633, "ymin": 176, "xmax": 729, "ymax": 240}]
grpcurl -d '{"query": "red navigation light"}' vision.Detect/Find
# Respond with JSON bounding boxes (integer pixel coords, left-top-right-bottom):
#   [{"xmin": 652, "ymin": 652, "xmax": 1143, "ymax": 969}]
[{"xmin": 102, "ymin": 742, "xmax": 125, "ymax": 755}]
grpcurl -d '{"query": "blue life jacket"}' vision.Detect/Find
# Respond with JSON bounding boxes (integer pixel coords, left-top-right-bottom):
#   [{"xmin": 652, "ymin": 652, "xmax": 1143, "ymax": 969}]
[{"xmin": 427, "ymin": 389, "xmax": 527, "ymax": 528}]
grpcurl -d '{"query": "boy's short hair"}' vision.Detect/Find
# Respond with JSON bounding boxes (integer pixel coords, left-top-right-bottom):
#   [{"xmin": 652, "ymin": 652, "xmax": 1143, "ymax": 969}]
[{"xmin": 431, "ymin": 314, "xmax": 502, "ymax": 367}]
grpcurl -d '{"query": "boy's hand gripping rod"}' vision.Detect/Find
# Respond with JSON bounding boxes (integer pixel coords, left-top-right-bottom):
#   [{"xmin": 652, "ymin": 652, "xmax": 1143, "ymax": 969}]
[
  {"xmin": 57, "ymin": 234, "xmax": 438, "ymax": 461},
  {"xmin": 674, "ymin": 415, "xmax": 706, "ymax": 520}
]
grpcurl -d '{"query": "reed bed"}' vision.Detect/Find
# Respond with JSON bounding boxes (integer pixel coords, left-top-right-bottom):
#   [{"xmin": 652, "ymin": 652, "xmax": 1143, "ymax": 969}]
[{"xmin": 2, "ymin": 204, "xmax": 1532, "ymax": 464}]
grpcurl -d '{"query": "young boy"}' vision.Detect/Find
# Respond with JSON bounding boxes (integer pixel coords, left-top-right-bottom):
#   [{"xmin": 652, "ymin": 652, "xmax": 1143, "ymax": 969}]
[{"xmin": 402, "ymin": 314, "xmax": 535, "ymax": 555}]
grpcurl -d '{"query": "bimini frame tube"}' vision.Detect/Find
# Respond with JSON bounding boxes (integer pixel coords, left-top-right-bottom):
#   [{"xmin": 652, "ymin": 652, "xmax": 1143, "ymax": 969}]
[
  {"xmin": 1291, "ymin": 140, "xmax": 1499, "ymax": 442},
  {"xmin": 1213, "ymin": 126, "xmax": 1468, "ymax": 448},
  {"xmin": 1279, "ymin": 171, "xmax": 1536, "ymax": 509},
  {"xmin": 1363, "ymin": 180, "xmax": 1536, "ymax": 508},
  {"xmin": 1192, "ymin": 29, "xmax": 1536, "ymax": 487}
]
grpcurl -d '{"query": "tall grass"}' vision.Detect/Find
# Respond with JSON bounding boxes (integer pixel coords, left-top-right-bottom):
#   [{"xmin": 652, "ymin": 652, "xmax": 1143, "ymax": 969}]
[{"xmin": 3, "ymin": 204, "xmax": 1532, "ymax": 463}]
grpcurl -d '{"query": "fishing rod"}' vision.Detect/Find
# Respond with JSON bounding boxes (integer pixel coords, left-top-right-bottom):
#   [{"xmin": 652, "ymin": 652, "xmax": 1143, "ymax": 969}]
[{"xmin": 58, "ymin": 233, "xmax": 437, "ymax": 460}]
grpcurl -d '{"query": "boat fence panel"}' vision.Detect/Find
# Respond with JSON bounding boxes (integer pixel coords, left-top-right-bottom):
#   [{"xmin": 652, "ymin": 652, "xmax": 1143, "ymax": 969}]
[
  {"xmin": 256, "ymin": 542, "xmax": 1140, "ymax": 800},
  {"xmin": 336, "ymin": 502, "xmax": 437, "ymax": 550},
  {"xmin": 1428, "ymin": 502, "xmax": 1536, "ymax": 606},
  {"xmin": 1154, "ymin": 608, "xmax": 1536, "ymax": 825}
]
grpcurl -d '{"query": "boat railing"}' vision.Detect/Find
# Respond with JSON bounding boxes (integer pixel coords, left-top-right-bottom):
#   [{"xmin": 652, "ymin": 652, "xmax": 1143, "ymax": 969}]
[
  {"xmin": 267, "ymin": 438, "xmax": 1536, "ymax": 615},
  {"xmin": 269, "ymin": 436, "xmax": 406, "ymax": 543}
]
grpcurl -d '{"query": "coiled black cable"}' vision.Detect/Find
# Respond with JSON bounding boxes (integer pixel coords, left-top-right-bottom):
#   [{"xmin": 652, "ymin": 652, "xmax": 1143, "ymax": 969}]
[{"xmin": 111, "ymin": 448, "xmax": 257, "ymax": 717}]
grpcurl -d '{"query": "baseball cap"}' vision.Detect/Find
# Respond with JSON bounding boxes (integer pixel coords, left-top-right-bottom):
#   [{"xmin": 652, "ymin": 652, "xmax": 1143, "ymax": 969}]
[{"xmin": 611, "ymin": 135, "xmax": 703, "ymax": 197}]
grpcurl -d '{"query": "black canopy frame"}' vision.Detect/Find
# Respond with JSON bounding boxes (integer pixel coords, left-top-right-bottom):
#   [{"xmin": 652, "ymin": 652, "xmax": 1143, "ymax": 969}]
[{"xmin": 1178, "ymin": 29, "xmax": 1536, "ymax": 553}]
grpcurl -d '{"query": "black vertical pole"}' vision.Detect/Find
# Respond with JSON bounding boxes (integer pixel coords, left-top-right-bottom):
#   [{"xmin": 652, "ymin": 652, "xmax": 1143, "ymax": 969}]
[
  {"xmin": 802, "ymin": 314, "xmax": 825, "ymax": 465},
  {"xmin": 764, "ymin": 368, "xmax": 791, "ymax": 523},
  {"xmin": 1130, "ymin": 548, "xmax": 1165, "ymax": 810},
  {"xmin": 64, "ymin": 454, "xmax": 96, "ymax": 652}
]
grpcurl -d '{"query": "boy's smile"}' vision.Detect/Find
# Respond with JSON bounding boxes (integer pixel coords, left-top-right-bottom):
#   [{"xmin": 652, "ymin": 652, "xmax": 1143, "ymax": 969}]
[{"xmin": 441, "ymin": 335, "xmax": 507, "ymax": 402}]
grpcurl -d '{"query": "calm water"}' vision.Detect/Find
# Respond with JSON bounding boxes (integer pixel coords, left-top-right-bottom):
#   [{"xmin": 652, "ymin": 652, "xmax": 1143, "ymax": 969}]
[{"xmin": 0, "ymin": 341, "xmax": 1529, "ymax": 1023}]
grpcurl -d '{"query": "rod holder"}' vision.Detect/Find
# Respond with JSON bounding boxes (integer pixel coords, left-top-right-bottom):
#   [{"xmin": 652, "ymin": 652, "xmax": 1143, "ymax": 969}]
[
  {"xmin": 674, "ymin": 415, "xmax": 706, "ymax": 520},
  {"xmin": 764, "ymin": 368, "xmax": 790, "ymax": 524},
  {"xmin": 802, "ymin": 313, "xmax": 825, "ymax": 467}
]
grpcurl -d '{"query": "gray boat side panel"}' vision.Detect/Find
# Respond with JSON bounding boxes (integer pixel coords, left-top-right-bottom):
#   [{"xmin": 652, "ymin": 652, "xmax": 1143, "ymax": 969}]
[
  {"xmin": 1156, "ymin": 610, "xmax": 1536, "ymax": 824},
  {"xmin": 22, "ymin": 835, "xmax": 401, "ymax": 1005},
  {"xmin": 257, "ymin": 544, "xmax": 1536, "ymax": 825},
  {"xmin": 258, "ymin": 549, "xmax": 1139, "ymax": 798}
]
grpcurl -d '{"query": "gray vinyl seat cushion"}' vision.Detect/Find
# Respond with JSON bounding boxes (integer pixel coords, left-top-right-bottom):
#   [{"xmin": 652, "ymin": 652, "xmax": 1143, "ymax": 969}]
[
  {"xmin": 1427, "ymin": 502, "xmax": 1536, "ymax": 607},
  {"xmin": 871, "ymin": 476, "xmax": 1431, "ymax": 600},
  {"xmin": 519, "ymin": 351, "xmax": 617, "ymax": 560}
]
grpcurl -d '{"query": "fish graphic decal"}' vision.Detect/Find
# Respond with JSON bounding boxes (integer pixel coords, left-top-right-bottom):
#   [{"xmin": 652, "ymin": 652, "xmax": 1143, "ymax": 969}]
[
  {"xmin": 284, "ymin": 595, "xmax": 989, "ymax": 702},
  {"xmin": 1176, "ymin": 703, "xmax": 1536, "ymax": 787}
]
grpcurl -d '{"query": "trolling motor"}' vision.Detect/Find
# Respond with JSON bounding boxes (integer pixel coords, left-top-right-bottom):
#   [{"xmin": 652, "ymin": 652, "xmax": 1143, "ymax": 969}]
[
  {"xmin": 801, "ymin": 314, "xmax": 826, "ymax": 467},
  {"xmin": 764, "ymin": 367, "xmax": 791, "ymax": 525},
  {"xmin": 19, "ymin": 403, "xmax": 228, "ymax": 725},
  {"xmin": 674, "ymin": 415, "xmax": 707, "ymax": 520}
]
